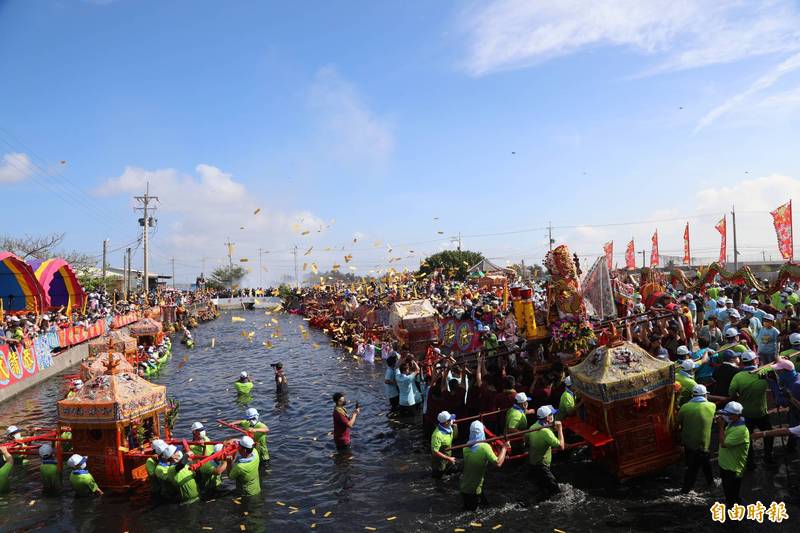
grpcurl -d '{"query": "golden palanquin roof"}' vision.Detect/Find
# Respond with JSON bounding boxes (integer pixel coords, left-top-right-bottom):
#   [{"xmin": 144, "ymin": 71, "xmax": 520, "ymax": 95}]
[
  {"xmin": 81, "ymin": 351, "xmax": 135, "ymax": 380},
  {"xmin": 129, "ymin": 318, "xmax": 163, "ymax": 336}
]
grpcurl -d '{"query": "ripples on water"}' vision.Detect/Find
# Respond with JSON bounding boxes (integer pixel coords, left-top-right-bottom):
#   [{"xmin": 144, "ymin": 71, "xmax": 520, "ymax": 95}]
[{"xmin": 1, "ymin": 310, "xmax": 799, "ymax": 532}]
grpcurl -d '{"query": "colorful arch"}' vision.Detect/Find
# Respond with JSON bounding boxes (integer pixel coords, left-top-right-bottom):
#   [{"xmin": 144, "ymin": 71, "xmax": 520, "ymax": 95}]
[
  {"xmin": 0, "ymin": 252, "xmax": 44, "ymax": 313},
  {"xmin": 28, "ymin": 258, "xmax": 86, "ymax": 311}
]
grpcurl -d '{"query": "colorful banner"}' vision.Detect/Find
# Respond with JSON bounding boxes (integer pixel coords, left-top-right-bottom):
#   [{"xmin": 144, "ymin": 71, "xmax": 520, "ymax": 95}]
[
  {"xmin": 625, "ymin": 239, "xmax": 635, "ymax": 270},
  {"xmin": 650, "ymin": 230, "xmax": 659, "ymax": 267},
  {"xmin": 683, "ymin": 223, "xmax": 691, "ymax": 265},
  {"xmin": 438, "ymin": 318, "xmax": 480, "ymax": 353},
  {"xmin": 771, "ymin": 200, "xmax": 793, "ymax": 260},
  {"xmin": 716, "ymin": 216, "xmax": 727, "ymax": 265},
  {"xmin": 603, "ymin": 241, "xmax": 613, "ymax": 272}
]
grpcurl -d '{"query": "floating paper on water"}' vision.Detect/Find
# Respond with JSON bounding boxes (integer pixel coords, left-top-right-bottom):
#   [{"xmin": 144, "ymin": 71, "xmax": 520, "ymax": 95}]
[
  {"xmin": 232, "ymin": 317, "xmax": 246, "ymax": 322},
  {"xmin": 365, "ymin": 528, "xmax": 376, "ymax": 532},
  {"xmin": 492, "ymin": 526, "xmax": 503, "ymax": 531},
  {"xmin": 454, "ymin": 529, "xmax": 465, "ymax": 532},
  {"xmin": 304, "ymin": 247, "xmax": 313, "ymax": 256},
  {"xmin": 239, "ymin": 526, "xmax": 246, "ymax": 531},
  {"xmin": 387, "ymin": 516, "xmax": 397, "ymax": 521},
  {"xmin": 311, "ymin": 524, "xmax": 317, "ymax": 529},
  {"xmin": 289, "ymin": 506, "xmax": 299, "ymax": 511},
  {"xmin": 211, "ymin": 338, "xmax": 216, "ymax": 348},
  {"xmin": 469, "ymin": 523, "xmax": 482, "ymax": 528},
  {"xmin": 263, "ymin": 341, "xmax": 273, "ymax": 349},
  {"xmin": 312, "ymin": 343, "xmax": 320, "ymax": 349},
  {"xmin": 324, "ymin": 511, "xmax": 332, "ymax": 518},
  {"xmin": 271, "ymin": 318, "xmax": 279, "ymax": 324},
  {"xmin": 276, "ymin": 501, "xmax": 286, "ymax": 506},
  {"xmin": 28, "ymin": 500, "xmax": 35, "ymax": 506},
  {"xmin": 188, "ymin": 378, "xmax": 194, "ymax": 382},
  {"xmin": 202, "ymin": 528, "xmax": 213, "ymax": 531}
]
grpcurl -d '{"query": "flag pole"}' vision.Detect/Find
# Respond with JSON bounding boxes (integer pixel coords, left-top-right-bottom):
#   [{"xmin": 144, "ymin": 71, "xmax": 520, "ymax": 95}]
[{"xmin": 731, "ymin": 205, "xmax": 738, "ymax": 271}]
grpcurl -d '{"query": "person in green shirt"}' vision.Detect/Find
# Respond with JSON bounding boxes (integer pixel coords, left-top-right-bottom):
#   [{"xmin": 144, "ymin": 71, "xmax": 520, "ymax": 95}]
[
  {"xmin": 504, "ymin": 393, "xmax": 534, "ymax": 455},
  {"xmin": 675, "ymin": 359, "xmax": 698, "ymax": 406},
  {"xmin": 189, "ymin": 422, "xmax": 215, "ymax": 488},
  {"xmin": 0, "ymin": 445, "xmax": 12, "ymax": 494},
  {"xmin": 215, "ymin": 436, "xmax": 261, "ymax": 496},
  {"xmin": 38, "ymin": 443, "xmax": 61, "ymax": 494},
  {"xmin": 526, "ymin": 405, "xmax": 565, "ymax": 500},
  {"xmin": 779, "ymin": 332, "xmax": 800, "ymax": 365},
  {"xmin": 200, "ymin": 444, "xmax": 225, "ymax": 495},
  {"xmin": 145, "ymin": 439, "xmax": 167, "ymax": 498},
  {"xmin": 5, "ymin": 425, "xmax": 28, "ymax": 466},
  {"xmin": 168, "ymin": 450, "xmax": 199, "ymax": 504},
  {"xmin": 677, "ymin": 384, "xmax": 716, "ymax": 492},
  {"xmin": 155, "ymin": 445, "xmax": 179, "ymax": 502},
  {"xmin": 67, "ymin": 454, "xmax": 104, "ymax": 497},
  {"xmin": 234, "ymin": 372, "xmax": 254, "ymax": 395},
  {"xmin": 459, "ymin": 421, "xmax": 508, "ymax": 511},
  {"xmin": 728, "ymin": 351, "xmax": 773, "ymax": 466},
  {"xmin": 717, "ymin": 402, "xmax": 750, "ymax": 506},
  {"xmin": 431, "ymin": 411, "xmax": 458, "ymax": 479},
  {"xmin": 234, "ymin": 408, "xmax": 269, "ymax": 463},
  {"xmin": 557, "ymin": 376, "xmax": 578, "ymax": 421}
]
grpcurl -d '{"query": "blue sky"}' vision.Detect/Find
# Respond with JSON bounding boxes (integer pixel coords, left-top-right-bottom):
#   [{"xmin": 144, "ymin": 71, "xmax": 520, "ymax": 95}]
[{"xmin": 2, "ymin": 0, "xmax": 800, "ymax": 284}]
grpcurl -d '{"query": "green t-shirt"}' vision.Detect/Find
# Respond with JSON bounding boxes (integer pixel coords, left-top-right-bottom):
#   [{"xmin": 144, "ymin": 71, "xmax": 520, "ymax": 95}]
[
  {"xmin": 707, "ymin": 287, "xmax": 720, "ymax": 300},
  {"xmin": 155, "ymin": 463, "xmax": 178, "ymax": 501},
  {"xmin": 0, "ymin": 459, "xmax": 12, "ymax": 493},
  {"xmin": 234, "ymin": 381, "xmax": 254, "ymax": 395},
  {"xmin": 677, "ymin": 400, "xmax": 716, "ymax": 451},
  {"xmin": 526, "ymin": 422, "xmax": 560, "ymax": 466},
  {"xmin": 241, "ymin": 421, "xmax": 269, "ymax": 461},
  {"xmin": 675, "ymin": 372, "xmax": 697, "ymax": 406},
  {"xmin": 557, "ymin": 390, "xmax": 576, "ymax": 421},
  {"xmin": 505, "ymin": 406, "xmax": 528, "ymax": 433},
  {"xmin": 170, "ymin": 465, "xmax": 199, "ymax": 503},
  {"xmin": 718, "ymin": 423, "xmax": 750, "ymax": 476},
  {"xmin": 229, "ymin": 451, "xmax": 261, "ymax": 496},
  {"xmin": 430, "ymin": 426, "xmax": 456, "ymax": 472},
  {"xmin": 460, "ymin": 443, "xmax": 498, "ymax": 495},
  {"xmin": 728, "ymin": 370, "xmax": 769, "ymax": 418},
  {"xmin": 40, "ymin": 461, "xmax": 61, "ymax": 493},
  {"xmin": 717, "ymin": 342, "xmax": 747, "ymax": 353},
  {"xmin": 69, "ymin": 471, "xmax": 99, "ymax": 497},
  {"xmin": 145, "ymin": 457, "xmax": 160, "ymax": 494}
]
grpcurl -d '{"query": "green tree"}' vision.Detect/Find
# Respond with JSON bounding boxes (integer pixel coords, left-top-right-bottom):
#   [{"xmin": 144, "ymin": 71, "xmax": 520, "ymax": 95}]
[
  {"xmin": 418, "ymin": 250, "xmax": 484, "ymax": 281},
  {"xmin": 207, "ymin": 265, "xmax": 247, "ymax": 289}
]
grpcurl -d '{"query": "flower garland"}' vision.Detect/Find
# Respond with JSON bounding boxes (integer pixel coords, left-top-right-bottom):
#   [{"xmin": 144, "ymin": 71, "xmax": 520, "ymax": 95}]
[{"xmin": 550, "ymin": 316, "xmax": 596, "ymax": 354}]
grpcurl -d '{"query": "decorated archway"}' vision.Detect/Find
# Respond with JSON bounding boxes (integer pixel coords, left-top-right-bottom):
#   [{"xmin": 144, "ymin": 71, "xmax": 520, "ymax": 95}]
[
  {"xmin": 0, "ymin": 252, "xmax": 44, "ymax": 313},
  {"xmin": 28, "ymin": 258, "xmax": 86, "ymax": 312}
]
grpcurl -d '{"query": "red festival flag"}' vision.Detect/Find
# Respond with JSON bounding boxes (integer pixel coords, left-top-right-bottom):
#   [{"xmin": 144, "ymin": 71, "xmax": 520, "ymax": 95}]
[
  {"xmin": 683, "ymin": 223, "xmax": 691, "ymax": 264},
  {"xmin": 603, "ymin": 241, "xmax": 613, "ymax": 271},
  {"xmin": 771, "ymin": 200, "xmax": 793, "ymax": 260},
  {"xmin": 715, "ymin": 216, "xmax": 727, "ymax": 265},
  {"xmin": 625, "ymin": 239, "xmax": 635, "ymax": 270},
  {"xmin": 650, "ymin": 230, "xmax": 659, "ymax": 267}
]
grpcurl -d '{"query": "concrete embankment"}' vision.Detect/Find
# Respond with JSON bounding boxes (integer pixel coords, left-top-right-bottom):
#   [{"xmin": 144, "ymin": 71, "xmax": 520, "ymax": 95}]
[{"xmin": 0, "ymin": 340, "xmax": 92, "ymax": 404}]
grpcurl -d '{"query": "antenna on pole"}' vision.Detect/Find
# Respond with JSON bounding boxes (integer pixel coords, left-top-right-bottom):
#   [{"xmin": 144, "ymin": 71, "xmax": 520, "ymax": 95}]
[{"xmin": 134, "ymin": 181, "xmax": 158, "ymax": 294}]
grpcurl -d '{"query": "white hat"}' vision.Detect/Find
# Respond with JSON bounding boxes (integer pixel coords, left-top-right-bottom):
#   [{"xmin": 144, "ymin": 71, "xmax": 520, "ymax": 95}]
[
  {"xmin": 722, "ymin": 401, "xmax": 744, "ymax": 415},
  {"xmin": 38, "ymin": 443, "xmax": 54, "ymax": 457},
  {"xmin": 5, "ymin": 425, "xmax": 19, "ymax": 436},
  {"xmin": 727, "ymin": 309, "xmax": 741, "ymax": 320},
  {"xmin": 191, "ymin": 422, "xmax": 204, "ymax": 432},
  {"xmin": 692, "ymin": 384, "xmax": 708, "ymax": 396},
  {"xmin": 741, "ymin": 351, "xmax": 756, "ymax": 362},
  {"xmin": 717, "ymin": 299, "xmax": 726, "ymax": 305},
  {"xmin": 172, "ymin": 450, "xmax": 184, "ymax": 463},
  {"xmin": 245, "ymin": 407, "xmax": 259, "ymax": 420},
  {"xmin": 536, "ymin": 405, "xmax": 558, "ymax": 419},
  {"xmin": 239, "ymin": 436, "xmax": 255, "ymax": 449},
  {"xmin": 515, "ymin": 392, "xmax": 532, "ymax": 404},
  {"xmin": 685, "ymin": 294, "xmax": 693, "ymax": 300},
  {"xmin": 676, "ymin": 345, "xmax": 690, "ymax": 356},
  {"xmin": 161, "ymin": 445, "xmax": 177, "ymax": 459},
  {"xmin": 240, "ymin": 371, "xmax": 248, "ymax": 378},
  {"xmin": 433, "ymin": 348, "xmax": 441, "ymax": 354},
  {"xmin": 724, "ymin": 328, "xmax": 739, "ymax": 338},
  {"xmin": 151, "ymin": 439, "xmax": 167, "ymax": 455},
  {"xmin": 67, "ymin": 454, "xmax": 87, "ymax": 468},
  {"xmin": 213, "ymin": 443, "xmax": 223, "ymax": 453},
  {"xmin": 790, "ymin": 333, "xmax": 800, "ymax": 346},
  {"xmin": 763, "ymin": 313, "xmax": 775, "ymax": 321},
  {"xmin": 726, "ymin": 298, "xmax": 734, "ymax": 304},
  {"xmin": 437, "ymin": 411, "xmax": 456, "ymax": 424},
  {"xmin": 564, "ymin": 376, "xmax": 572, "ymax": 387},
  {"xmin": 680, "ymin": 359, "xmax": 695, "ymax": 371}
]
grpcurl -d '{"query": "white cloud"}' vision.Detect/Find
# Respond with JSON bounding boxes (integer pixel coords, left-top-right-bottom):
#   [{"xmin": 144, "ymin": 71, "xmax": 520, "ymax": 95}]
[
  {"xmin": 459, "ymin": 0, "xmax": 800, "ymax": 76},
  {"xmin": 0, "ymin": 152, "xmax": 33, "ymax": 183},
  {"xmin": 94, "ymin": 164, "xmax": 326, "ymax": 283},
  {"xmin": 308, "ymin": 66, "xmax": 393, "ymax": 170}
]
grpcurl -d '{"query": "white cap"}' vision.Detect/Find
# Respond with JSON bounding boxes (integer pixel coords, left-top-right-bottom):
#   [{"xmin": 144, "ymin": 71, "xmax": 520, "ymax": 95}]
[
  {"xmin": 722, "ymin": 401, "xmax": 744, "ymax": 415},
  {"xmin": 245, "ymin": 407, "xmax": 259, "ymax": 420},
  {"xmin": 469, "ymin": 420, "xmax": 485, "ymax": 433},
  {"xmin": 676, "ymin": 345, "xmax": 690, "ymax": 356},
  {"xmin": 172, "ymin": 450, "xmax": 184, "ymax": 463},
  {"xmin": 727, "ymin": 309, "xmax": 741, "ymax": 320},
  {"xmin": 537, "ymin": 405, "xmax": 558, "ymax": 419},
  {"xmin": 685, "ymin": 294, "xmax": 693, "ymax": 300},
  {"xmin": 161, "ymin": 445, "xmax": 177, "ymax": 459},
  {"xmin": 67, "ymin": 454, "xmax": 87, "ymax": 468},
  {"xmin": 433, "ymin": 348, "xmax": 441, "ymax": 354},
  {"xmin": 38, "ymin": 443, "xmax": 54, "ymax": 457},
  {"xmin": 239, "ymin": 436, "xmax": 255, "ymax": 449},
  {"xmin": 741, "ymin": 351, "xmax": 756, "ymax": 362},
  {"xmin": 240, "ymin": 371, "xmax": 248, "ymax": 378},
  {"xmin": 191, "ymin": 422, "xmax": 204, "ymax": 432},
  {"xmin": 724, "ymin": 328, "xmax": 739, "ymax": 338},
  {"xmin": 692, "ymin": 384, "xmax": 708, "ymax": 396},
  {"xmin": 564, "ymin": 376, "xmax": 572, "ymax": 387},
  {"xmin": 790, "ymin": 333, "xmax": 800, "ymax": 345},
  {"xmin": 213, "ymin": 443, "xmax": 223, "ymax": 453},
  {"xmin": 726, "ymin": 298, "xmax": 734, "ymax": 304},
  {"xmin": 680, "ymin": 359, "xmax": 695, "ymax": 371},
  {"xmin": 437, "ymin": 411, "xmax": 456, "ymax": 424},
  {"xmin": 151, "ymin": 439, "xmax": 167, "ymax": 455},
  {"xmin": 515, "ymin": 392, "xmax": 532, "ymax": 404},
  {"xmin": 5, "ymin": 425, "xmax": 19, "ymax": 436}
]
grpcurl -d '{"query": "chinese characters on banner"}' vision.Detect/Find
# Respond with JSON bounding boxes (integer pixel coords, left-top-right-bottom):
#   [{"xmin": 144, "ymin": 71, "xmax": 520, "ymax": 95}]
[
  {"xmin": 603, "ymin": 241, "xmax": 613, "ymax": 271},
  {"xmin": 770, "ymin": 200, "xmax": 793, "ymax": 260},
  {"xmin": 625, "ymin": 239, "xmax": 635, "ymax": 270},
  {"xmin": 716, "ymin": 216, "xmax": 727, "ymax": 265},
  {"xmin": 683, "ymin": 223, "xmax": 691, "ymax": 264},
  {"xmin": 650, "ymin": 230, "xmax": 659, "ymax": 267}
]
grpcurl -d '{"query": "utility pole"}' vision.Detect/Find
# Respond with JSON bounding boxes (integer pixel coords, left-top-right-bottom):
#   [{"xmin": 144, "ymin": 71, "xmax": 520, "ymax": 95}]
[
  {"xmin": 640, "ymin": 250, "xmax": 646, "ymax": 268},
  {"xmin": 457, "ymin": 232, "xmax": 462, "ymax": 252},
  {"xmin": 134, "ymin": 182, "xmax": 158, "ymax": 294},
  {"xmin": 292, "ymin": 245, "xmax": 299, "ymax": 289},
  {"xmin": 102, "ymin": 239, "xmax": 108, "ymax": 282},
  {"xmin": 224, "ymin": 238, "xmax": 235, "ymax": 268},
  {"xmin": 122, "ymin": 252, "xmax": 127, "ymax": 298},
  {"xmin": 171, "ymin": 257, "xmax": 175, "ymax": 289},
  {"xmin": 731, "ymin": 205, "xmax": 739, "ymax": 271},
  {"xmin": 548, "ymin": 221, "xmax": 553, "ymax": 251},
  {"xmin": 762, "ymin": 250, "xmax": 766, "ymax": 262},
  {"xmin": 126, "ymin": 248, "xmax": 132, "ymax": 297}
]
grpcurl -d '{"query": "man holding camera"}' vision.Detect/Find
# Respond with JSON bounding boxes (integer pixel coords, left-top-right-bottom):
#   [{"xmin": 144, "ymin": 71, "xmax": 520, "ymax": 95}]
[{"xmin": 332, "ymin": 392, "xmax": 360, "ymax": 451}]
